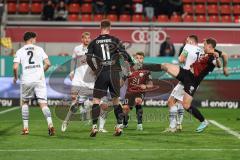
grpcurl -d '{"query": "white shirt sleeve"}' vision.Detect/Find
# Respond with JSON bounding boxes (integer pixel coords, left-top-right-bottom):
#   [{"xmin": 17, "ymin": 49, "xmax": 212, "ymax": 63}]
[
  {"xmin": 72, "ymin": 47, "xmax": 77, "ymax": 58},
  {"xmin": 41, "ymin": 48, "xmax": 48, "ymax": 60},
  {"xmin": 13, "ymin": 51, "xmax": 21, "ymax": 63}
]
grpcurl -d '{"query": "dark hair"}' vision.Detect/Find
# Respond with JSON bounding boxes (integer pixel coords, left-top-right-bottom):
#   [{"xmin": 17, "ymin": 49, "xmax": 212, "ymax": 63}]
[
  {"xmin": 188, "ymin": 35, "xmax": 198, "ymax": 43},
  {"xmin": 100, "ymin": 19, "xmax": 111, "ymax": 29},
  {"xmin": 135, "ymin": 51, "xmax": 145, "ymax": 57},
  {"xmin": 23, "ymin": 32, "xmax": 37, "ymax": 42},
  {"xmin": 205, "ymin": 38, "xmax": 217, "ymax": 48}
]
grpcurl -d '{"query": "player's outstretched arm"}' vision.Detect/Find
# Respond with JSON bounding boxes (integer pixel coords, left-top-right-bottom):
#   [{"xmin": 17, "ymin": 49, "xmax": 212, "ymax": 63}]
[
  {"xmin": 43, "ymin": 58, "xmax": 51, "ymax": 72},
  {"xmin": 13, "ymin": 62, "xmax": 19, "ymax": 84},
  {"xmin": 221, "ymin": 51, "xmax": 229, "ymax": 76}
]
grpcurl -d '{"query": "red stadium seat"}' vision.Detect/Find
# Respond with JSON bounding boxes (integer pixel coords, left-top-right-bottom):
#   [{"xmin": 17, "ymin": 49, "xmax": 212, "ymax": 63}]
[
  {"xmin": 183, "ymin": 4, "xmax": 194, "ymax": 14},
  {"xmin": 32, "ymin": 0, "xmax": 42, "ymax": 2},
  {"xmin": 93, "ymin": 14, "xmax": 103, "ymax": 21},
  {"xmin": 68, "ymin": 14, "xmax": 79, "ymax": 21},
  {"xmin": 81, "ymin": 3, "xmax": 92, "ymax": 13},
  {"xmin": 19, "ymin": 0, "xmax": 30, "ymax": 2},
  {"xmin": 106, "ymin": 14, "xmax": 118, "ymax": 22},
  {"xmin": 157, "ymin": 15, "xmax": 169, "ymax": 22},
  {"xmin": 68, "ymin": 3, "xmax": 80, "ymax": 14},
  {"xmin": 81, "ymin": 14, "xmax": 92, "ymax": 21},
  {"xmin": 7, "ymin": 2, "xmax": 17, "ymax": 14},
  {"xmin": 234, "ymin": 16, "xmax": 240, "ymax": 22},
  {"xmin": 233, "ymin": 5, "xmax": 240, "ymax": 15},
  {"xmin": 195, "ymin": 0, "xmax": 206, "ymax": 3},
  {"xmin": 31, "ymin": 3, "xmax": 42, "ymax": 14},
  {"xmin": 221, "ymin": 15, "xmax": 233, "ymax": 22},
  {"xmin": 133, "ymin": 0, "xmax": 143, "ymax": 2},
  {"xmin": 221, "ymin": 5, "xmax": 232, "ymax": 15},
  {"xmin": 82, "ymin": 0, "xmax": 92, "ymax": 2},
  {"xmin": 233, "ymin": 0, "xmax": 240, "ymax": 3},
  {"xmin": 18, "ymin": 3, "xmax": 30, "ymax": 14},
  {"xmin": 196, "ymin": 15, "xmax": 207, "ymax": 22},
  {"xmin": 132, "ymin": 14, "xmax": 143, "ymax": 22},
  {"xmin": 170, "ymin": 15, "xmax": 182, "ymax": 22},
  {"xmin": 195, "ymin": 4, "xmax": 206, "ymax": 14},
  {"xmin": 119, "ymin": 14, "xmax": 131, "ymax": 22},
  {"xmin": 183, "ymin": 15, "xmax": 194, "ymax": 22},
  {"xmin": 183, "ymin": 0, "xmax": 193, "ymax": 3},
  {"xmin": 207, "ymin": 4, "xmax": 219, "ymax": 15},
  {"xmin": 220, "ymin": 0, "xmax": 232, "ymax": 3},
  {"xmin": 207, "ymin": 0, "xmax": 218, "ymax": 3},
  {"xmin": 209, "ymin": 15, "xmax": 220, "ymax": 22}
]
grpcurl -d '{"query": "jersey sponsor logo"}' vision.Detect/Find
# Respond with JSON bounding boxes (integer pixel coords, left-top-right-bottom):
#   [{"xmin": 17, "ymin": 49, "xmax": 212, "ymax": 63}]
[
  {"xmin": 25, "ymin": 64, "xmax": 41, "ymax": 70},
  {"xmin": 131, "ymin": 29, "xmax": 167, "ymax": 43}
]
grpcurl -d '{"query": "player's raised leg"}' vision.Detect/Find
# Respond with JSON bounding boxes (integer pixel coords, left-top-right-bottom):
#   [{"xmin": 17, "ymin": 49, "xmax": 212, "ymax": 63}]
[{"xmin": 182, "ymin": 93, "xmax": 208, "ymax": 132}]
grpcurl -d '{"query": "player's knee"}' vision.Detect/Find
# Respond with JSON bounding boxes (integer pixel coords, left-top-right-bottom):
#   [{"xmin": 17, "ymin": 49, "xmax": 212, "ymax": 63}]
[
  {"xmin": 93, "ymin": 98, "xmax": 100, "ymax": 104},
  {"xmin": 122, "ymin": 105, "xmax": 130, "ymax": 114},
  {"xmin": 167, "ymin": 98, "xmax": 175, "ymax": 107},
  {"xmin": 182, "ymin": 102, "xmax": 190, "ymax": 109},
  {"xmin": 100, "ymin": 103, "xmax": 109, "ymax": 111},
  {"xmin": 135, "ymin": 98, "xmax": 143, "ymax": 105}
]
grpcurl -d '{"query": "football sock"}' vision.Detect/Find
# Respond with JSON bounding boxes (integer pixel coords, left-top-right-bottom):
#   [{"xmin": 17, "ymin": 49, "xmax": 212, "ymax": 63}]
[
  {"xmin": 169, "ymin": 105, "xmax": 177, "ymax": 129},
  {"xmin": 123, "ymin": 113, "xmax": 129, "ymax": 126},
  {"xmin": 187, "ymin": 105, "xmax": 205, "ymax": 122},
  {"xmin": 92, "ymin": 104, "xmax": 100, "ymax": 125},
  {"xmin": 64, "ymin": 102, "xmax": 77, "ymax": 122},
  {"xmin": 177, "ymin": 103, "xmax": 184, "ymax": 125},
  {"xmin": 41, "ymin": 106, "xmax": 53, "ymax": 128},
  {"xmin": 113, "ymin": 104, "xmax": 123, "ymax": 124},
  {"xmin": 22, "ymin": 104, "xmax": 29, "ymax": 129},
  {"xmin": 99, "ymin": 109, "xmax": 107, "ymax": 129},
  {"xmin": 135, "ymin": 105, "xmax": 143, "ymax": 124}
]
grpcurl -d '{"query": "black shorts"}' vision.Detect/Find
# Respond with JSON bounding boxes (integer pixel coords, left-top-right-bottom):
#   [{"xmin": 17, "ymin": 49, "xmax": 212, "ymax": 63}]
[
  {"xmin": 176, "ymin": 67, "xmax": 199, "ymax": 97},
  {"xmin": 93, "ymin": 70, "xmax": 120, "ymax": 99},
  {"xmin": 123, "ymin": 92, "xmax": 145, "ymax": 108}
]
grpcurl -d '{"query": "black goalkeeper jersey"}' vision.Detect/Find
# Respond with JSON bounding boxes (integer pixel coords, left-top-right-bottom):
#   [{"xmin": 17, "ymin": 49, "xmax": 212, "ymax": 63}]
[{"xmin": 86, "ymin": 34, "xmax": 132, "ymax": 72}]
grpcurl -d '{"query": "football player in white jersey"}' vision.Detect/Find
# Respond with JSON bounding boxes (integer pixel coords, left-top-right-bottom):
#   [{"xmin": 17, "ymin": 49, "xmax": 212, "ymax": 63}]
[
  {"xmin": 164, "ymin": 35, "xmax": 203, "ymax": 132},
  {"xmin": 61, "ymin": 32, "xmax": 109, "ymax": 132},
  {"xmin": 13, "ymin": 32, "xmax": 55, "ymax": 136}
]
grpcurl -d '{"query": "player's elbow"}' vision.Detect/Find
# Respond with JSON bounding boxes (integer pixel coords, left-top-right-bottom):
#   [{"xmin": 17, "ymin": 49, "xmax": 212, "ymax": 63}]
[{"xmin": 178, "ymin": 56, "xmax": 185, "ymax": 63}]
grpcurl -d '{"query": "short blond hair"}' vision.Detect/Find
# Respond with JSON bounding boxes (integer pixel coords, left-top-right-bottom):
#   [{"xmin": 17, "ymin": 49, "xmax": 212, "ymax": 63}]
[{"xmin": 81, "ymin": 32, "xmax": 90, "ymax": 38}]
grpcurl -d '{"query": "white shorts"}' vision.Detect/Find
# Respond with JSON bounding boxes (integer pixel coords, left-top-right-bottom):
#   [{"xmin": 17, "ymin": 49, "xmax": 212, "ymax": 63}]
[
  {"xmin": 22, "ymin": 82, "xmax": 47, "ymax": 103},
  {"xmin": 170, "ymin": 83, "xmax": 185, "ymax": 102}
]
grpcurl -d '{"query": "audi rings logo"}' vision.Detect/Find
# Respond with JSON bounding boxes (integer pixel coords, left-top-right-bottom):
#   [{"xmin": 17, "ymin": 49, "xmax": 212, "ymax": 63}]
[{"xmin": 131, "ymin": 29, "xmax": 167, "ymax": 43}]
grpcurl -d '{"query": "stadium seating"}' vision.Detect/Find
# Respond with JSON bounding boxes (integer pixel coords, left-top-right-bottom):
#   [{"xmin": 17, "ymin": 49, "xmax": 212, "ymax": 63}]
[
  {"xmin": 132, "ymin": 14, "xmax": 144, "ymax": 22},
  {"xmin": 68, "ymin": 3, "xmax": 80, "ymax": 14},
  {"xmin": 233, "ymin": 5, "xmax": 240, "ymax": 15},
  {"xmin": 221, "ymin": 5, "xmax": 232, "ymax": 15},
  {"xmin": 221, "ymin": 15, "xmax": 233, "ymax": 22},
  {"xmin": 195, "ymin": 4, "xmax": 206, "ymax": 14},
  {"xmin": 5, "ymin": 0, "xmax": 240, "ymax": 23},
  {"xmin": 68, "ymin": 14, "xmax": 79, "ymax": 21},
  {"xmin": 7, "ymin": 2, "xmax": 17, "ymax": 14},
  {"xmin": 157, "ymin": 15, "xmax": 169, "ymax": 22},
  {"xmin": 106, "ymin": 14, "xmax": 118, "ymax": 22},
  {"xmin": 183, "ymin": 15, "xmax": 194, "ymax": 22},
  {"xmin": 81, "ymin": 14, "xmax": 92, "ymax": 22},
  {"xmin": 208, "ymin": 4, "xmax": 219, "ymax": 15},
  {"xmin": 18, "ymin": 3, "xmax": 30, "ymax": 14},
  {"xmin": 93, "ymin": 14, "xmax": 103, "ymax": 21},
  {"xmin": 170, "ymin": 15, "xmax": 182, "ymax": 22},
  {"xmin": 81, "ymin": 3, "xmax": 92, "ymax": 14},
  {"xmin": 209, "ymin": 15, "xmax": 220, "ymax": 22},
  {"xmin": 119, "ymin": 14, "xmax": 131, "ymax": 22},
  {"xmin": 31, "ymin": 3, "xmax": 42, "ymax": 14},
  {"xmin": 196, "ymin": 15, "xmax": 207, "ymax": 22}
]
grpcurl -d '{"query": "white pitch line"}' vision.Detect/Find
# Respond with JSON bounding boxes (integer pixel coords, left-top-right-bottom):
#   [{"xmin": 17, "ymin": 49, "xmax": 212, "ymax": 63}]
[
  {"xmin": 0, "ymin": 107, "xmax": 20, "ymax": 115},
  {"xmin": 0, "ymin": 148, "xmax": 239, "ymax": 152},
  {"xmin": 209, "ymin": 120, "xmax": 240, "ymax": 140}
]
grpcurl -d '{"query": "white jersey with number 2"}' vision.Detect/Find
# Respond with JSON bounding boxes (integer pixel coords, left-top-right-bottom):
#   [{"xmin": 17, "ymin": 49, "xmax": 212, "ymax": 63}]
[{"xmin": 13, "ymin": 44, "xmax": 48, "ymax": 84}]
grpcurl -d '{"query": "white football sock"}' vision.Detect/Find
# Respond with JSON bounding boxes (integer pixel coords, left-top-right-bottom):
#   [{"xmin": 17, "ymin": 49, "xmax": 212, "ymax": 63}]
[
  {"xmin": 99, "ymin": 109, "xmax": 107, "ymax": 129},
  {"xmin": 41, "ymin": 106, "xmax": 53, "ymax": 128},
  {"xmin": 169, "ymin": 105, "xmax": 178, "ymax": 129},
  {"xmin": 22, "ymin": 104, "xmax": 29, "ymax": 129},
  {"xmin": 177, "ymin": 103, "xmax": 184, "ymax": 125}
]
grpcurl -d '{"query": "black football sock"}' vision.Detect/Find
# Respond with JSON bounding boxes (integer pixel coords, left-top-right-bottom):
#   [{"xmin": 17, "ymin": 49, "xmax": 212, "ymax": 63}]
[
  {"xmin": 113, "ymin": 104, "xmax": 123, "ymax": 124},
  {"xmin": 187, "ymin": 105, "xmax": 205, "ymax": 122},
  {"xmin": 135, "ymin": 105, "xmax": 143, "ymax": 124},
  {"xmin": 92, "ymin": 104, "xmax": 100, "ymax": 125},
  {"xmin": 123, "ymin": 113, "xmax": 129, "ymax": 125}
]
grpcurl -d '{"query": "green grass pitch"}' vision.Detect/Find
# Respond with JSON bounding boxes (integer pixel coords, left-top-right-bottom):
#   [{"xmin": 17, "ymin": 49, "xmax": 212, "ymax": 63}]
[{"xmin": 0, "ymin": 107, "xmax": 240, "ymax": 160}]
